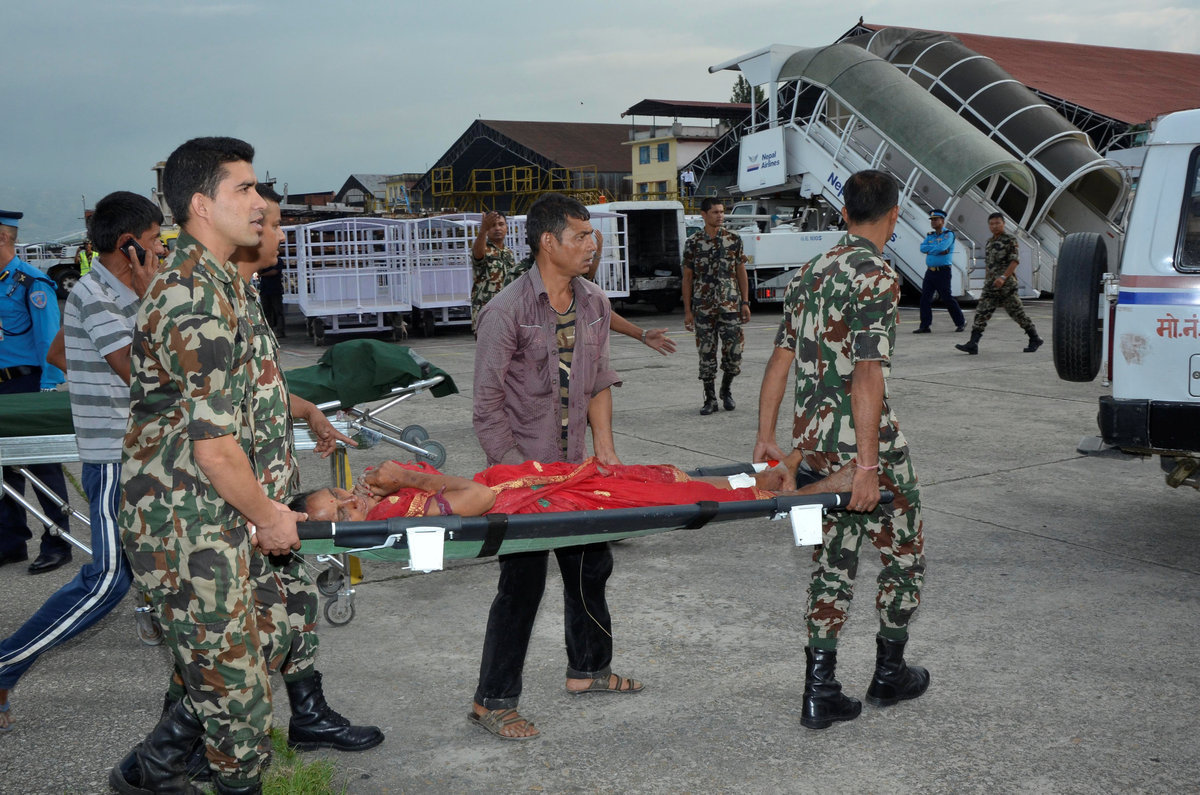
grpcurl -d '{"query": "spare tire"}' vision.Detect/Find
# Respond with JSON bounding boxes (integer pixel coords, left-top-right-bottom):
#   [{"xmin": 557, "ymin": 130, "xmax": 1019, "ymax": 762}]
[{"xmin": 1053, "ymin": 232, "xmax": 1107, "ymax": 382}]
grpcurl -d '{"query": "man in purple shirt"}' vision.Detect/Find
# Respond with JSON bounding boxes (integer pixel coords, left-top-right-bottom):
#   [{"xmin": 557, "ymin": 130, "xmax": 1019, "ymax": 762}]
[{"xmin": 469, "ymin": 193, "xmax": 644, "ymax": 741}]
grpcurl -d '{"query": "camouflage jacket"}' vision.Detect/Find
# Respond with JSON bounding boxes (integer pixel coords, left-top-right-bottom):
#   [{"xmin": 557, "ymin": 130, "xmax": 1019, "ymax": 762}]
[
  {"xmin": 683, "ymin": 227, "xmax": 746, "ymax": 314},
  {"xmin": 774, "ymin": 233, "xmax": 907, "ymax": 454},
  {"xmin": 121, "ymin": 232, "xmax": 297, "ymax": 538},
  {"xmin": 471, "ymin": 242, "xmax": 521, "ymax": 331},
  {"xmin": 984, "ymin": 232, "xmax": 1019, "ymax": 281}
]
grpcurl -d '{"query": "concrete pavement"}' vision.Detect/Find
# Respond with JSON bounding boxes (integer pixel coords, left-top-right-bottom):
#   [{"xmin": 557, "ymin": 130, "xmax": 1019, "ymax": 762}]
[{"xmin": 1, "ymin": 300, "xmax": 1197, "ymax": 793}]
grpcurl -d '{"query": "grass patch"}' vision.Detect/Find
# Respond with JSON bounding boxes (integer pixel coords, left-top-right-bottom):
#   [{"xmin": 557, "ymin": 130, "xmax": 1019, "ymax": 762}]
[{"xmin": 200, "ymin": 729, "xmax": 345, "ymax": 794}]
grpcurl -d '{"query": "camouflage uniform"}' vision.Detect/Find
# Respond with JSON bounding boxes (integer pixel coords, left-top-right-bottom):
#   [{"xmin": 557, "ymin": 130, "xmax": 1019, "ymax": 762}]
[
  {"xmin": 775, "ymin": 233, "xmax": 924, "ymax": 649},
  {"xmin": 683, "ymin": 227, "xmax": 746, "ymax": 381},
  {"xmin": 121, "ymin": 231, "xmax": 302, "ymax": 782},
  {"xmin": 970, "ymin": 232, "xmax": 1035, "ymax": 335},
  {"xmin": 470, "ymin": 242, "xmax": 521, "ymax": 333}
]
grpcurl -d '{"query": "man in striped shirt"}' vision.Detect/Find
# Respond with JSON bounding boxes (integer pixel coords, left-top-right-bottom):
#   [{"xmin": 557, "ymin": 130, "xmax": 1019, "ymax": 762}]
[{"xmin": 0, "ymin": 192, "xmax": 163, "ymax": 732}]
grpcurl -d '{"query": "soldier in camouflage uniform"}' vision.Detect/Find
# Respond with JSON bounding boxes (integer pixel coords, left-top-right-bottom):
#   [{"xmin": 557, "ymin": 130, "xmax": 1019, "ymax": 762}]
[
  {"xmin": 755, "ymin": 171, "xmax": 928, "ymax": 731},
  {"xmin": 111, "ymin": 139, "xmax": 377, "ymax": 795},
  {"xmin": 470, "ymin": 211, "xmax": 521, "ymax": 334},
  {"xmin": 682, "ymin": 198, "xmax": 751, "ymax": 415},
  {"xmin": 955, "ymin": 212, "xmax": 1042, "ymax": 354}
]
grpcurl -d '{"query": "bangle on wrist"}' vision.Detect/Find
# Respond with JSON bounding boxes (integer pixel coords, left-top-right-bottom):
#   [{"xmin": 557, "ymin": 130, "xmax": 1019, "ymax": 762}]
[
  {"xmin": 856, "ymin": 463, "xmax": 879, "ymax": 471},
  {"xmin": 640, "ymin": 329, "xmax": 648, "ymax": 343}
]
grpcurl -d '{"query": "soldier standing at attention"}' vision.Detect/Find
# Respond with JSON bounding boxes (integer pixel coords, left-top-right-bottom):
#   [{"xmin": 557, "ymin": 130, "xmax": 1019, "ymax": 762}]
[
  {"xmin": 112, "ymin": 137, "xmax": 315, "ymax": 795},
  {"xmin": 682, "ymin": 197, "xmax": 750, "ymax": 415},
  {"xmin": 912, "ymin": 209, "xmax": 965, "ymax": 334},
  {"xmin": 955, "ymin": 212, "xmax": 1042, "ymax": 354},
  {"xmin": 0, "ymin": 210, "xmax": 73, "ymax": 575},
  {"xmin": 755, "ymin": 170, "xmax": 928, "ymax": 731},
  {"xmin": 470, "ymin": 210, "xmax": 520, "ymax": 334}
]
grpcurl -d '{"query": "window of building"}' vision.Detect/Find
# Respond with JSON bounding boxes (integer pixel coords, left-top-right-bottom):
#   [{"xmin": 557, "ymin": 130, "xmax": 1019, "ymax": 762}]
[
  {"xmin": 639, "ymin": 146, "xmax": 650, "ymax": 165},
  {"xmin": 638, "ymin": 182, "xmax": 649, "ymax": 195},
  {"xmin": 657, "ymin": 143, "xmax": 670, "ymax": 162},
  {"xmin": 655, "ymin": 181, "xmax": 668, "ymax": 196}
]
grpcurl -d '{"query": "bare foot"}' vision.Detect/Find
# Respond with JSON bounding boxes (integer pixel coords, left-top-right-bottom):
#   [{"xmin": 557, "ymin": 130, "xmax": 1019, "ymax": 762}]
[{"xmin": 471, "ymin": 703, "xmax": 539, "ymax": 739}]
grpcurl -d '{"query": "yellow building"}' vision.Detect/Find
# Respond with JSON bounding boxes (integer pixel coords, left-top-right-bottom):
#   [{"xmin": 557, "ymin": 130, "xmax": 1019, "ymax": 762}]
[{"xmin": 621, "ymin": 100, "xmax": 751, "ymax": 204}]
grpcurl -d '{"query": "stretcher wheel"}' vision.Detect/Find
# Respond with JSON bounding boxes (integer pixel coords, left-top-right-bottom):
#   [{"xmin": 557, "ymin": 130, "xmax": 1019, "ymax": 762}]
[
  {"xmin": 316, "ymin": 568, "xmax": 345, "ymax": 596},
  {"xmin": 324, "ymin": 596, "xmax": 355, "ymax": 626},
  {"xmin": 135, "ymin": 609, "xmax": 164, "ymax": 646},
  {"xmin": 312, "ymin": 318, "xmax": 326, "ymax": 347},
  {"xmin": 400, "ymin": 424, "xmax": 429, "ymax": 445},
  {"xmin": 415, "ymin": 439, "xmax": 447, "ymax": 469}
]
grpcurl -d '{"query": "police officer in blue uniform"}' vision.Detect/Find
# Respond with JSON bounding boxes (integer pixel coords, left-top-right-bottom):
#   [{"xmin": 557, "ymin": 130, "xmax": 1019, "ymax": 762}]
[
  {"xmin": 913, "ymin": 209, "xmax": 966, "ymax": 334},
  {"xmin": 0, "ymin": 210, "xmax": 73, "ymax": 574}
]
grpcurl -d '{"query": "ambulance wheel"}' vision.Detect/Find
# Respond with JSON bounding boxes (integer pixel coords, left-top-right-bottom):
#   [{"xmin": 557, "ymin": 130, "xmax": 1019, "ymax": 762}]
[
  {"xmin": 400, "ymin": 424, "xmax": 429, "ymax": 445},
  {"xmin": 312, "ymin": 318, "xmax": 326, "ymax": 347},
  {"xmin": 1053, "ymin": 232, "xmax": 1107, "ymax": 382},
  {"xmin": 324, "ymin": 596, "xmax": 355, "ymax": 626},
  {"xmin": 316, "ymin": 568, "xmax": 344, "ymax": 597},
  {"xmin": 416, "ymin": 439, "xmax": 447, "ymax": 469}
]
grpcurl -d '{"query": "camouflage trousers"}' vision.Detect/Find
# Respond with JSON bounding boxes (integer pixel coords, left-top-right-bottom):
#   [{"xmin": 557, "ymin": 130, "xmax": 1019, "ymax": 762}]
[
  {"xmin": 125, "ymin": 525, "xmax": 318, "ymax": 781},
  {"xmin": 971, "ymin": 282, "xmax": 1035, "ymax": 336},
  {"xmin": 694, "ymin": 310, "xmax": 744, "ymax": 381},
  {"xmin": 801, "ymin": 448, "xmax": 925, "ymax": 649}
]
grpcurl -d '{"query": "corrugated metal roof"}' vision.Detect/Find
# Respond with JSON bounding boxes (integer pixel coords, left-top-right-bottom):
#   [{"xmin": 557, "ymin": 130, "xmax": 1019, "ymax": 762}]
[
  {"xmin": 863, "ymin": 23, "xmax": 1200, "ymax": 124},
  {"xmin": 481, "ymin": 120, "xmax": 639, "ymax": 172},
  {"xmin": 621, "ymin": 99, "xmax": 752, "ymax": 119}
]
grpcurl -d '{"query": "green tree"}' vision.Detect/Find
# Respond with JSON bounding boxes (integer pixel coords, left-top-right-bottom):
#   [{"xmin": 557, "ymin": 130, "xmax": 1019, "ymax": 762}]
[{"xmin": 731, "ymin": 75, "xmax": 766, "ymax": 105}]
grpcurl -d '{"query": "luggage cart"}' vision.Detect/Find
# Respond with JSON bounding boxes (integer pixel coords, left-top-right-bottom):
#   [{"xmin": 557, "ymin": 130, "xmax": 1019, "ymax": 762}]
[{"xmin": 295, "ymin": 217, "xmax": 411, "ymax": 345}]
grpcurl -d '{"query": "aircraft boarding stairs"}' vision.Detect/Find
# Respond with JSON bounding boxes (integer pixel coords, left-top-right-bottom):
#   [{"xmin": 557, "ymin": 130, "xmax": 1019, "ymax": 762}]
[{"xmin": 707, "ymin": 37, "xmax": 1128, "ymax": 300}]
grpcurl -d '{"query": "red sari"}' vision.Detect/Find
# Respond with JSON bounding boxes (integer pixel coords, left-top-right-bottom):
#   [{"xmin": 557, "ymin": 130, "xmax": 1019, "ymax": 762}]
[{"xmin": 365, "ymin": 458, "xmax": 769, "ymax": 520}]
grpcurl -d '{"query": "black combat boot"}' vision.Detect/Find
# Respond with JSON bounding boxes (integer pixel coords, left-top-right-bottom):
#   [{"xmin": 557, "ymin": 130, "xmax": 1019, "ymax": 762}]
[
  {"xmin": 109, "ymin": 699, "xmax": 206, "ymax": 795},
  {"xmin": 699, "ymin": 381, "xmax": 718, "ymax": 416},
  {"xmin": 865, "ymin": 635, "xmax": 930, "ymax": 707},
  {"xmin": 800, "ymin": 647, "xmax": 862, "ymax": 730},
  {"xmin": 1023, "ymin": 329, "xmax": 1044, "ymax": 353},
  {"xmin": 955, "ymin": 331, "xmax": 982, "ymax": 355},
  {"xmin": 213, "ymin": 776, "xmax": 262, "ymax": 795},
  {"xmin": 719, "ymin": 373, "xmax": 736, "ymax": 411},
  {"xmin": 159, "ymin": 692, "xmax": 212, "ymax": 782},
  {"xmin": 285, "ymin": 671, "xmax": 385, "ymax": 752}
]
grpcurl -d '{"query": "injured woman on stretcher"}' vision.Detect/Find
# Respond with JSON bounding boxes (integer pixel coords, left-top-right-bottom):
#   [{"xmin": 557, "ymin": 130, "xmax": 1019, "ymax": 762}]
[{"xmin": 292, "ymin": 450, "xmax": 856, "ymax": 522}]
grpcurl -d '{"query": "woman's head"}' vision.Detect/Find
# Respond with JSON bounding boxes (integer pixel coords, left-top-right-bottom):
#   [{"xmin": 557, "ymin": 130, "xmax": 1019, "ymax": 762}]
[{"xmin": 300, "ymin": 488, "xmax": 370, "ymax": 522}]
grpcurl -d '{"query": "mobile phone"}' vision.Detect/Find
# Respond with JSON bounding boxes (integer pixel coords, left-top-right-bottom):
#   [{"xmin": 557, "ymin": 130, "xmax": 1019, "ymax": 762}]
[{"xmin": 122, "ymin": 238, "xmax": 147, "ymax": 263}]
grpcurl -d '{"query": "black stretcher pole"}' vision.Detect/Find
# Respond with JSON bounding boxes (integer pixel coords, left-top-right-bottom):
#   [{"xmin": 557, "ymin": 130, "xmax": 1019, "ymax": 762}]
[{"xmin": 296, "ymin": 491, "xmax": 893, "ymax": 555}]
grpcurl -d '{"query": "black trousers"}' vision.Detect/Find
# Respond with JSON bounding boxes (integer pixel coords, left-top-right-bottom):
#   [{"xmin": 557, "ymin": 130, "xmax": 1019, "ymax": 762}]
[{"xmin": 474, "ymin": 542, "xmax": 614, "ymax": 709}]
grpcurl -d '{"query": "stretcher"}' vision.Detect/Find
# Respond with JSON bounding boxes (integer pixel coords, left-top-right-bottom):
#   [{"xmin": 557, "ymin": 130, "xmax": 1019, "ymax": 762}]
[
  {"xmin": 295, "ymin": 490, "xmax": 879, "ymax": 565},
  {"xmin": 0, "ymin": 339, "xmax": 458, "ymax": 637}
]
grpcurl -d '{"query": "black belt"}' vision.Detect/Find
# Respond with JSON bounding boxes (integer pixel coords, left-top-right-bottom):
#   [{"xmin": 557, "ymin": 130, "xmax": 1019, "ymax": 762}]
[
  {"xmin": 926, "ymin": 266, "xmax": 947, "ymax": 270},
  {"xmin": 0, "ymin": 365, "xmax": 38, "ymax": 383}
]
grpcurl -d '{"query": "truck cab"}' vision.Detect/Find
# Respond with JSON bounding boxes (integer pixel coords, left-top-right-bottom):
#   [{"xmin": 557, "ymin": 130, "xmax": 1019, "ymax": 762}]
[{"xmin": 1053, "ymin": 108, "xmax": 1200, "ymax": 489}]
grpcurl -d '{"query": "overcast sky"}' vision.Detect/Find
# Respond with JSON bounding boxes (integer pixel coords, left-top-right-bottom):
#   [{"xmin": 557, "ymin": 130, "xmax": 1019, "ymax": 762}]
[{"xmin": 5, "ymin": 0, "xmax": 1198, "ymax": 241}]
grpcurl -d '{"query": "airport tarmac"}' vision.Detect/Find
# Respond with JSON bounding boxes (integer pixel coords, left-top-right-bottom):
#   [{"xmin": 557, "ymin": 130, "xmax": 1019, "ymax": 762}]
[{"xmin": 1, "ymin": 300, "xmax": 1197, "ymax": 793}]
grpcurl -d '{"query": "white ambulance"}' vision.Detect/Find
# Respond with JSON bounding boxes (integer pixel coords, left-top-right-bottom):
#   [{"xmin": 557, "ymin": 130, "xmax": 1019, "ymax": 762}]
[{"xmin": 1054, "ymin": 108, "xmax": 1200, "ymax": 488}]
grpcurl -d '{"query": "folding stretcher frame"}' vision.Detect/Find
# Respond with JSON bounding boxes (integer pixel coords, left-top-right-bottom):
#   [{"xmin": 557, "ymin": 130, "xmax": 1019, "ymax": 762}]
[{"xmin": 0, "ymin": 373, "xmax": 449, "ymax": 635}]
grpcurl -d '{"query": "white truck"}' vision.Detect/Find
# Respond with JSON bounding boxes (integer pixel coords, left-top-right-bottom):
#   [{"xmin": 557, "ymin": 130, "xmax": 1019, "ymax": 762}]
[
  {"xmin": 586, "ymin": 200, "xmax": 685, "ymax": 312},
  {"xmin": 16, "ymin": 238, "xmax": 87, "ymax": 298},
  {"xmin": 1053, "ymin": 108, "xmax": 1200, "ymax": 489}
]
